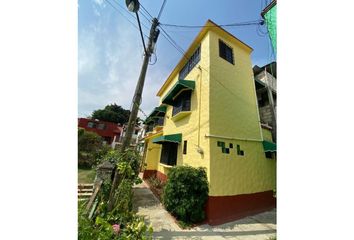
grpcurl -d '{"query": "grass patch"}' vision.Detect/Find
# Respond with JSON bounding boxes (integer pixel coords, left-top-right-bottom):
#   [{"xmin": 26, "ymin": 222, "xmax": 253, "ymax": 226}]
[{"xmin": 78, "ymin": 168, "xmax": 96, "ymax": 183}]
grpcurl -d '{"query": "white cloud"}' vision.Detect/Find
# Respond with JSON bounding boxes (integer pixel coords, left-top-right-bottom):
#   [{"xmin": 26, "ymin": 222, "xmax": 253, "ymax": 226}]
[
  {"xmin": 93, "ymin": 0, "xmax": 104, "ymax": 6},
  {"xmin": 78, "ymin": 8, "xmax": 170, "ymax": 119}
]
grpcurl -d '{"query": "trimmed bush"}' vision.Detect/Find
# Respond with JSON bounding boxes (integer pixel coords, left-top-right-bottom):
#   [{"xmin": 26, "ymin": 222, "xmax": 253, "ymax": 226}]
[{"xmin": 163, "ymin": 166, "xmax": 209, "ymax": 224}]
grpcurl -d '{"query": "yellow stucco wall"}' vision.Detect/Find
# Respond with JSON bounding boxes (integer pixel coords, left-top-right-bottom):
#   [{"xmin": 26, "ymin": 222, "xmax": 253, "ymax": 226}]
[
  {"xmin": 208, "ymin": 138, "xmax": 276, "ymax": 196},
  {"xmin": 144, "ymin": 133, "xmax": 162, "ymax": 171},
  {"xmin": 262, "ymin": 128, "xmax": 273, "ymax": 142},
  {"xmin": 154, "ymin": 32, "xmax": 212, "ymax": 180},
  {"xmin": 208, "ymin": 30, "xmax": 261, "ymax": 140},
  {"xmin": 207, "ymin": 28, "xmax": 275, "ymax": 196}
]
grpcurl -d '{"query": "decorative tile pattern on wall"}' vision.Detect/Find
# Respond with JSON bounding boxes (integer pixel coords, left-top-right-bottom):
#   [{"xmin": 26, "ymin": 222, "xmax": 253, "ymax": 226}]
[
  {"xmin": 237, "ymin": 144, "xmax": 244, "ymax": 156},
  {"xmin": 217, "ymin": 141, "xmax": 244, "ymax": 155}
]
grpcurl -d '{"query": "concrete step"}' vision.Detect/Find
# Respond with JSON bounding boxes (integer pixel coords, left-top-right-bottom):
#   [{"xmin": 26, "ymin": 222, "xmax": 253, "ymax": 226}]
[
  {"xmin": 78, "ymin": 193, "xmax": 92, "ymax": 198},
  {"xmin": 77, "ymin": 189, "xmax": 93, "ymax": 193},
  {"xmin": 78, "ymin": 184, "xmax": 94, "ymax": 188},
  {"xmin": 78, "ymin": 183, "xmax": 94, "ymax": 199}
]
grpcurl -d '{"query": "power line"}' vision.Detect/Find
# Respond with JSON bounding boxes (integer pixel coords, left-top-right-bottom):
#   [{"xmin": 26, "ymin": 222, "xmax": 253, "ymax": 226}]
[
  {"xmin": 111, "ymin": 0, "xmax": 151, "ymax": 32},
  {"xmin": 136, "ymin": 12, "xmax": 147, "ymax": 55},
  {"xmin": 158, "ymin": 27, "xmax": 249, "ymax": 103},
  {"xmin": 140, "ymin": 3, "xmax": 154, "ymax": 20},
  {"xmin": 159, "ymin": 26, "xmax": 188, "ymax": 60},
  {"xmin": 139, "ymin": 9, "xmax": 152, "ymax": 23},
  {"xmin": 157, "ymin": 0, "xmax": 167, "ymax": 20},
  {"xmin": 104, "ymin": 0, "xmax": 149, "ymax": 38},
  {"xmin": 160, "ymin": 20, "xmax": 263, "ymax": 29}
]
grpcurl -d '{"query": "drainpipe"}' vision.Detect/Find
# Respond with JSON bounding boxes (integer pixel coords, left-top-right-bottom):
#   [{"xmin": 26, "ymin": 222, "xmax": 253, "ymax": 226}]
[
  {"xmin": 198, "ymin": 65, "xmax": 202, "ymax": 147},
  {"xmin": 196, "ymin": 65, "xmax": 204, "ymax": 155},
  {"xmin": 253, "ymin": 74, "xmax": 264, "ymax": 141}
]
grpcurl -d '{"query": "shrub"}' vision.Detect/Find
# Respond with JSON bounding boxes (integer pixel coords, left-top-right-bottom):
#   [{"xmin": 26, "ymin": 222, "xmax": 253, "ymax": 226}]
[
  {"xmin": 100, "ymin": 149, "xmax": 141, "ymax": 176},
  {"xmin": 163, "ymin": 166, "xmax": 209, "ymax": 224},
  {"xmin": 79, "ymin": 178, "xmax": 152, "ymax": 240},
  {"xmin": 78, "ymin": 128, "xmax": 103, "ymax": 168}
]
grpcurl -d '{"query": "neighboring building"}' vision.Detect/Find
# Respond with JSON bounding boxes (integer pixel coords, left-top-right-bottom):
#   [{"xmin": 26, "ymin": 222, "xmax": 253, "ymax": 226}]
[
  {"xmin": 78, "ymin": 118, "xmax": 122, "ymax": 147},
  {"xmin": 253, "ymin": 62, "xmax": 277, "ymax": 141},
  {"xmin": 142, "ymin": 20, "xmax": 276, "ymax": 225},
  {"xmin": 118, "ymin": 124, "xmax": 142, "ymax": 148},
  {"xmin": 262, "ymin": 0, "xmax": 277, "ymax": 54}
]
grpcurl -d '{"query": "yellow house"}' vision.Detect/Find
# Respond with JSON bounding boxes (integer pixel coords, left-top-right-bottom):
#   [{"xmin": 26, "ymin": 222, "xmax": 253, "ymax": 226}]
[{"xmin": 142, "ymin": 20, "xmax": 276, "ymax": 225}]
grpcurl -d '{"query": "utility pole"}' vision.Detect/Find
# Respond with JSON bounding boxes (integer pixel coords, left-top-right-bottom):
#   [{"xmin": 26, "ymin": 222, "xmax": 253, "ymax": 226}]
[{"xmin": 108, "ymin": 17, "xmax": 160, "ymax": 211}]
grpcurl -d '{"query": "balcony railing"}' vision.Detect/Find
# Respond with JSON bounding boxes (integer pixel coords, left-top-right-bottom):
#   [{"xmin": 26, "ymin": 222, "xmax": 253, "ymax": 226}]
[
  {"xmin": 146, "ymin": 124, "xmax": 154, "ymax": 133},
  {"xmin": 154, "ymin": 117, "xmax": 164, "ymax": 127},
  {"xmin": 172, "ymin": 103, "xmax": 190, "ymax": 116}
]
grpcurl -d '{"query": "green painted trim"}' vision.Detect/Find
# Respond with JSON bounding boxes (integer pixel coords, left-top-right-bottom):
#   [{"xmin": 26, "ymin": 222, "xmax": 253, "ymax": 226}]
[
  {"xmin": 144, "ymin": 105, "xmax": 167, "ymax": 123},
  {"xmin": 152, "ymin": 133, "xmax": 182, "ymax": 144},
  {"xmin": 161, "ymin": 80, "xmax": 195, "ymax": 105},
  {"xmin": 262, "ymin": 140, "xmax": 276, "ymax": 152}
]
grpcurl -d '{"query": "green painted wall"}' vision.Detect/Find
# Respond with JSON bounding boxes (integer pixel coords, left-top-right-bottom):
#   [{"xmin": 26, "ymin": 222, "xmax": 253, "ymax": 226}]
[{"xmin": 264, "ymin": 5, "xmax": 277, "ymax": 55}]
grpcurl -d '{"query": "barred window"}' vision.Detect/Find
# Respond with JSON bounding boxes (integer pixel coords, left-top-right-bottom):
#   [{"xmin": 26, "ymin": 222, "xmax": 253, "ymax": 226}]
[
  {"xmin": 179, "ymin": 46, "xmax": 201, "ymax": 80},
  {"xmin": 219, "ymin": 40, "xmax": 234, "ymax": 64}
]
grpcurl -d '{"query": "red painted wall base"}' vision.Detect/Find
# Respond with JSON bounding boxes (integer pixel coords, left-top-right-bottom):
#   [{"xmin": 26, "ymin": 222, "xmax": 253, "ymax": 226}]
[
  {"xmin": 143, "ymin": 170, "xmax": 275, "ymax": 226},
  {"xmin": 206, "ymin": 191, "xmax": 276, "ymax": 225},
  {"xmin": 143, "ymin": 170, "xmax": 167, "ymax": 183}
]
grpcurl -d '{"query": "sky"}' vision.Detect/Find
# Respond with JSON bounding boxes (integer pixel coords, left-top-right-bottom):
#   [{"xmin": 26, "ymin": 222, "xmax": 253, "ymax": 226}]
[{"xmin": 78, "ymin": 0, "xmax": 275, "ymax": 119}]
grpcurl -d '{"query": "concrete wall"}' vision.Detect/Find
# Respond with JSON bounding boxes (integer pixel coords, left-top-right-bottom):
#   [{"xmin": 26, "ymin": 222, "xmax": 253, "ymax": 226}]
[
  {"xmin": 259, "ymin": 105, "xmax": 274, "ymax": 125},
  {"xmin": 255, "ymin": 71, "xmax": 277, "ymax": 91}
]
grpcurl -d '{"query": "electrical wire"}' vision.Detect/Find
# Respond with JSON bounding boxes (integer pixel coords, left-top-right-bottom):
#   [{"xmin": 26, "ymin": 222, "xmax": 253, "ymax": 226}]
[
  {"xmin": 157, "ymin": 0, "xmax": 167, "ymax": 20},
  {"xmin": 104, "ymin": 0, "xmax": 149, "ymax": 38},
  {"xmin": 139, "ymin": 9, "xmax": 152, "ymax": 23},
  {"xmin": 149, "ymin": 45, "xmax": 158, "ymax": 65},
  {"xmin": 159, "ymin": 26, "xmax": 188, "ymax": 60},
  {"xmin": 111, "ymin": 0, "xmax": 151, "ymax": 32},
  {"xmin": 140, "ymin": 3, "xmax": 154, "ymax": 20},
  {"xmin": 158, "ymin": 27, "xmax": 253, "ymax": 104},
  {"xmin": 136, "ymin": 12, "xmax": 147, "ymax": 55},
  {"xmin": 160, "ymin": 20, "xmax": 263, "ymax": 29}
]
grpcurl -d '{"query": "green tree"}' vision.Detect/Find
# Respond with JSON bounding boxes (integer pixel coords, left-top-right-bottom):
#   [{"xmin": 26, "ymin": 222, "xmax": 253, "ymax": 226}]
[{"xmin": 91, "ymin": 104, "xmax": 130, "ymax": 124}]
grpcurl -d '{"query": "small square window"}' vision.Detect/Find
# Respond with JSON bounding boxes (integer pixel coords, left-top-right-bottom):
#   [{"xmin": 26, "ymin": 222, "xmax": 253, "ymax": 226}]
[
  {"xmin": 97, "ymin": 123, "xmax": 105, "ymax": 130},
  {"xmin": 183, "ymin": 140, "xmax": 187, "ymax": 154},
  {"xmin": 219, "ymin": 40, "xmax": 234, "ymax": 64},
  {"xmin": 87, "ymin": 122, "xmax": 96, "ymax": 128},
  {"xmin": 229, "ymin": 143, "xmax": 233, "ymax": 148},
  {"xmin": 265, "ymin": 152, "xmax": 273, "ymax": 159}
]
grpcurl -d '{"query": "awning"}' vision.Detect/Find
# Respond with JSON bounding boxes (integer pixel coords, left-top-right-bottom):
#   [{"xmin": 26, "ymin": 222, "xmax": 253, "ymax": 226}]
[
  {"xmin": 162, "ymin": 80, "xmax": 195, "ymax": 105},
  {"xmin": 144, "ymin": 105, "xmax": 167, "ymax": 124},
  {"xmin": 262, "ymin": 140, "xmax": 276, "ymax": 152},
  {"xmin": 153, "ymin": 105, "xmax": 167, "ymax": 117},
  {"xmin": 152, "ymin": 133, "xmax": 182, "ymax": 144}
]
